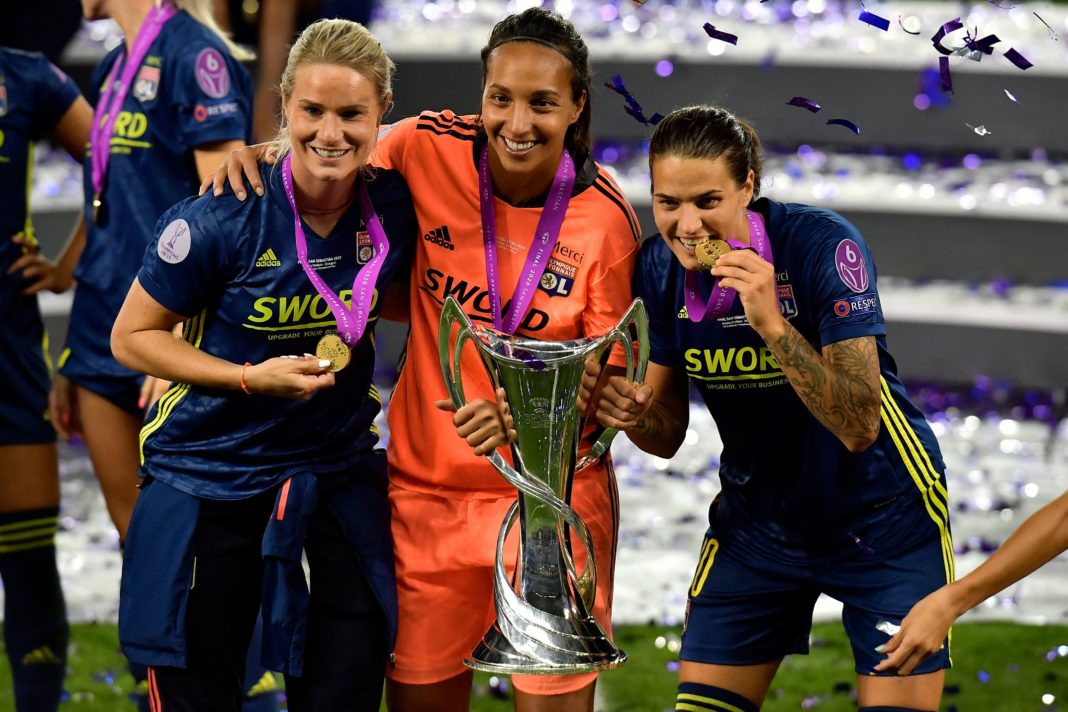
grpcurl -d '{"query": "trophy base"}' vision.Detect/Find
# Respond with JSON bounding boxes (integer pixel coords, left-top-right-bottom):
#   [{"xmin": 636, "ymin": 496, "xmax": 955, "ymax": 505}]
[{"xmin": 464, "ymin": 623, "xmax": 627, "ymax": 675}]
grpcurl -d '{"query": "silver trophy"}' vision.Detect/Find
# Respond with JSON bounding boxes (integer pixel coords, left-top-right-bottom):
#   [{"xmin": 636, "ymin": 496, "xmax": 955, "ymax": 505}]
[{"xmin": 438, "ymin": 296, "xmax": 649, "ymax": 675}]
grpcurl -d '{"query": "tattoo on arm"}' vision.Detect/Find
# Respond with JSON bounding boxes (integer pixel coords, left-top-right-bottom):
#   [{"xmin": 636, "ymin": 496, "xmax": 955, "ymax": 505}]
[
  {"xmin": 633, "ymin": 398, "xmax": 684, "ymax": 441},
  {"xmin": 769, "ymin": 325, "xmax": 881, "ymax": 446}
]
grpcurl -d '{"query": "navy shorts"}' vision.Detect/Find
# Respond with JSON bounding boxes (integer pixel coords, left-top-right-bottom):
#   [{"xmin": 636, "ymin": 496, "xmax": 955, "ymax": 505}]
[
  {"xmin": 57, "ymin": 346, "xmax": 144, "ymax": 416},
  {"xmin": 680, "ymin": 502, "xmax": 952, "ymax": 676},
  {"xmin": 0, "ymin": 297, "xmax": 55, "ymax": 445}
]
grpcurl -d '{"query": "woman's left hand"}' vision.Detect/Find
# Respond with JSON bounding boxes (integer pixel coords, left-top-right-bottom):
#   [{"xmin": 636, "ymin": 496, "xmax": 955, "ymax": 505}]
[
  {"xmin": 435, "ymin": 387, "xmax": 516, "ymax": 456},
  {"xmin": 711, "ymin": 248, "xmax": 784, "ymax": 340},
  {"xmin": 138, "ymin": 376, "xmax": 172, "ymax": 411}
]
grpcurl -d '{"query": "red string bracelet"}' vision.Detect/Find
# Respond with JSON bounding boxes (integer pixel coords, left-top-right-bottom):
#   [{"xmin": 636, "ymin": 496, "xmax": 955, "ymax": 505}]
[{"xmin": 240, "ymin": 362, "xmax": 253, "ymax": 395}]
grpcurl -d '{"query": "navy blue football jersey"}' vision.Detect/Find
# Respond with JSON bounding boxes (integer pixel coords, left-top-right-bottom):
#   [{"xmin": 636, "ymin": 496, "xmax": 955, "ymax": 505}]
[
  {"xmin": 136, "ymin": 163, "xmax": 416, "ymax": 499},
  {"xmin": 66, "ymin": 11, "xmax": 252, "ymax": 378},
  {"xmin": 0, "ymin": 47, "xmax": 80, "ymax": 443},
  {"xmin": 637, "ymin": 197, "xmax": 949, "ymax": 561}
]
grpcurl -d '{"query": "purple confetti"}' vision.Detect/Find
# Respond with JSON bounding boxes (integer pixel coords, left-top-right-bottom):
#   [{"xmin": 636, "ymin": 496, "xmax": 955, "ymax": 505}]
[
  {"xmin": 603, "ymin": 74, "xmax": 664, "ymax": 126},
  {"xmin": 939, "ymin": 56, "xmax": 954, "ymax": 94},
  {"xmin": 1004, "ymin": 48, "xmax": 1034, "ymax": 69},
  {"xmin": 786, "ymin": 96, "xmax": 822, "ymax": 112},
  {"xmin": 933, "ymin": 17, "xmax": 964, "ymax": 55},
  {"xmin": 1033, "ymin": 12, "xmax": 1058, "ymax": 40},
  {"xmin": 966, "ymin": 32, "xmax": 1001, "ymax": 54},
  {"xmin": 897, "ymin": 16, "xmax": 922, "ymax": 35},
  {"xmin": 859, "ymin": 10, "xmax": 891, "ymax": 31},
  {"xmin": 1004, "ymin": 88, "xmax": 1021, "ymax": 103},
  {"xmin": 826, "ymin": 118, "xmax": 861, "ymax": 134},
  {"xmin": 703, "ymin": 22, "xmax": 739, "ymax": 45}
]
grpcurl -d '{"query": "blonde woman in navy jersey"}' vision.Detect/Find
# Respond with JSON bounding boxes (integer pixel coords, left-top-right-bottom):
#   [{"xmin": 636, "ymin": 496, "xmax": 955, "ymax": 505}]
[
  {"xmin": 0, "ymin": 46, "xmax": 92, "ymax": 712},
  {"xmin": 111, "ymin": 19, "xmax": 417, "ymax": 711},
  {"xmin": 582, "ymin": 105, "xmax": 951, "ymax": 712}
]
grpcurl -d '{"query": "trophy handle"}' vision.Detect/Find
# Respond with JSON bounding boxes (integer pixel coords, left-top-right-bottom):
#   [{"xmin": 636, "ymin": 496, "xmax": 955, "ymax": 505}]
[
  {"xmin": 438, "ymin": 297, "xmax": 478, "ymax": 413},
  {"xmin": 575, "ymin": 298, "xmax": 650, "ymax": 473}
]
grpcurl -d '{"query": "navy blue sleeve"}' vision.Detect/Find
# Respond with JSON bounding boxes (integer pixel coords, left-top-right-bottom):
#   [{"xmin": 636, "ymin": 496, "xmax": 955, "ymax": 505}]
[
  {"xmin": 167, "ymin": 41, "xmax": 251, "ymax": 149},
  {"xmin": 374, "ymin": 170, "xmax": 417, "ymax": 285},
  {"xmin": 138, "ymin": 195, "xmax": 231, "ymax": 318},
  {"xmin": 804, "ymin": 212, "xmax": 886, "ymax": 347},
  {"xmin": 29, "ymin": 55, "xmax": 81, "ymax": 138},
  {"xmin": 634, "ymin": 238, "xmax": 677, "ymax": 367}
]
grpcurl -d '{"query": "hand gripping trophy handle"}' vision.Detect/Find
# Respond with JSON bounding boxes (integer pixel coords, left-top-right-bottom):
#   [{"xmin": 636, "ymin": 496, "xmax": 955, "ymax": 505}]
[{"xmin": 438, "ymin": 297, "xmax": 649, "ymax": 675}]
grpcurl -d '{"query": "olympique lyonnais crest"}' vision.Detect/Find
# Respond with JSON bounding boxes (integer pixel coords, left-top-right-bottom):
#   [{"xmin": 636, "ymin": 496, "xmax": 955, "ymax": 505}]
[
  {"xmin": 357, "ymin": 231, "xmax": 373, "ymax": 264},
  {"xmin": 133, "ymin": 65, "xmax": 160, "ymax": 102}
]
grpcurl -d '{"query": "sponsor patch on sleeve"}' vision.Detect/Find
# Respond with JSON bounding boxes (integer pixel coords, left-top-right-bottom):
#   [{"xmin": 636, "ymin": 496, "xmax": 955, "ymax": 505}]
[{"xmin": 833, "ymin": 292, "xmax": 879, "ymax": 318}]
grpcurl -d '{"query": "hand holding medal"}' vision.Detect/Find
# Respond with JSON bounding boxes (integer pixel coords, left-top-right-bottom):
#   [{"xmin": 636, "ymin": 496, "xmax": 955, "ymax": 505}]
[
  {"xmin": 315, "ymin": 333, "xmax": 351, "ymax": 373},
  {"xmin": 684, "ymin": 210, "xmax": 774, "ymax": 322}
]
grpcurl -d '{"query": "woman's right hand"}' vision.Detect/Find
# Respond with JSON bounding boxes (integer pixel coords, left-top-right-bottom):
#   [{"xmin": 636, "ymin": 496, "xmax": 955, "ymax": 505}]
[
  {"xmin": 7, "ymin": 233, "xmax": 74, "ymax": 295},
  {"xmin": 198, "ymin": 143, "xmax": 275, "ymax": 200},
  {"xmin": 243, "ymin": 355, "xmax": 336, "ymax": 400},
  {"xmin": 576, "ymin": 356, "xmax": 653, "ymax": 432},
  {"xmin": 435, "ymin": 387, "xmax": 516, "ymax": 456},
  {"xmin": 49, "ymin": 373, "xmax": 82, "ymax": 441}
]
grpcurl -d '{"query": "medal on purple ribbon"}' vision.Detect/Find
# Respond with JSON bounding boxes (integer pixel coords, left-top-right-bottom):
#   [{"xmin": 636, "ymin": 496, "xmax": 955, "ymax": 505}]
[
  {"xmin": 695, "ymin": 238, "xmax": 732, "ymax": 270},
  {"xmin": 684, "ymin": 210, "xmax": 774, "ymax": 323},
  {"xmin": 281, "ymin": 154, "xmax": 390, "ymax": 372},
  {"xmin": 88, "ymin": 3, "xmax": 177, "ymax": 225},
  {"xmin": 479, "ymin": 145, "xmax": 575, "ymax": 335}
]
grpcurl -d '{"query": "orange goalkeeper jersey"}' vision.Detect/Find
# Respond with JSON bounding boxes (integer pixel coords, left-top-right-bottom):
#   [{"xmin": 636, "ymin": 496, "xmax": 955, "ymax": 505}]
[{"xmin": 375, "ymin": 110, "xmax": 641, "ymax": 498}]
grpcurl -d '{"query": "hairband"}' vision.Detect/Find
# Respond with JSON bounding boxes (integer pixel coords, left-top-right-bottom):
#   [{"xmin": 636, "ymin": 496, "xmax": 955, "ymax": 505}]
[{"xmin": 487, "ymin": 36, "xmax": 577, "ymax": 66}]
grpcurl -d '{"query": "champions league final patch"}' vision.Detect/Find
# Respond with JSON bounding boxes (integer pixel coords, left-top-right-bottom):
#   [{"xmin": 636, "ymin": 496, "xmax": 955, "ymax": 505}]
[
  {"xmin": 194, "ymin": 48, "xmax": 231, "ymax": 99},
  {"xmin": 158, "ymin": 219, "xmax": 192, "ymax": 265},
  {"xmin": 835, "ymin": 238, "xmax": 870, "ymax": 293}
]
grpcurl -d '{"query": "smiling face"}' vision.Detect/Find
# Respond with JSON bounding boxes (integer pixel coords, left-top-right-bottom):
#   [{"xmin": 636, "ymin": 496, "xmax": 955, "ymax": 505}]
[
  {"xmin": 480, "ymin": 41, "xmax": 585, "ymax": 200},
  {"xmin": 651, "ymin": 154, "xmax": 755, "ymax": 272},
  {"xmin": 282, "ymin": 62, "xmax": 388, "ymax": 198}
]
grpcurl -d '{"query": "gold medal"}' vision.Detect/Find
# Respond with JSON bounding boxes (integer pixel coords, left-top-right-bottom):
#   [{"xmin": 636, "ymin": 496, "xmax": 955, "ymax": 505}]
[
  {"xmin": 92, "ymin": 194, "xmax": 103, "ymax": 224},
  {"xmin": 695, "ymin": 238, "xmax": 731, "ymax": 270},
  {"xmin": 316, "ymin": 333, "xmax": 350, "ymax": 372}
]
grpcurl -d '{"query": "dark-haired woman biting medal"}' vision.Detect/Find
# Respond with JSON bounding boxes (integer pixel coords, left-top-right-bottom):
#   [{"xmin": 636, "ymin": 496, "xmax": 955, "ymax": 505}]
[{"xmin": 581, "ymin": 104, "xmax": 951, "ymax": 712}]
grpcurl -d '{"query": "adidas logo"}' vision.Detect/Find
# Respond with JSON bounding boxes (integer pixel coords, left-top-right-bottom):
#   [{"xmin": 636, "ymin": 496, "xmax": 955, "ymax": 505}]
[
  {"xmin": 256, "ymin": 248, "xmax": 282, "ymax": 267},
  {"xmin": 423, "ymin": 225, "xmax": 454, "ymax": 251},
  {"xmin": 22, "ymin": 646, "xmax": 61, "ymax": 665},
  {"xmin": 678, "ymin": 305, "xmax": 689, "ymax": 319}
]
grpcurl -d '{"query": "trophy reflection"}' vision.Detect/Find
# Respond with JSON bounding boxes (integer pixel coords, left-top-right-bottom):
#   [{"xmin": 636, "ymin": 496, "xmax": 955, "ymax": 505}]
[{"xmin": 438, "ymin": 297, "xmax": 649, "ymax": 674}]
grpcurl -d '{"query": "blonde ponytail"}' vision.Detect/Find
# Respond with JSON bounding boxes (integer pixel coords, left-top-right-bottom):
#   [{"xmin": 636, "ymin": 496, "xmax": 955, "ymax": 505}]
[{"xmin": 175, "ymin": 0, "xmax": 255, "ymax": 61}]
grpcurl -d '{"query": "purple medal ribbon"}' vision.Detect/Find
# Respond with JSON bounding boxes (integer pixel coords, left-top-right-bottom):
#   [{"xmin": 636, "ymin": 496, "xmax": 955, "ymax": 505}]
[
  {"xmin": 685, "ymin": 209, "xmax": 774, "ymax": 322},
  {"xmin": 281, "ymin": 154, "xmax": 390, "ymax": 347},
  {"xmin": 479, "ymin": 145, "xmax": 575, "ymax": 334},
  {"xmin": 90, "ymin": 2, "xmax": 178, "ymax": 201}
]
